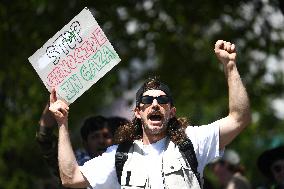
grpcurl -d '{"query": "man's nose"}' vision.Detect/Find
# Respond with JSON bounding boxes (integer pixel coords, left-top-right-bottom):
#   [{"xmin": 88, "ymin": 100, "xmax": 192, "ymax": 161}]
[
  {"xmin": 151, "ymin": 99, "xmax": 160, "ymax": 111},
  {"xmin": 152, "ymin": 99, "xmax": 159, "ymax": 106},
  {"xmin": 98, "ymin": 136, "xmax": 106, "ymax": 145}
]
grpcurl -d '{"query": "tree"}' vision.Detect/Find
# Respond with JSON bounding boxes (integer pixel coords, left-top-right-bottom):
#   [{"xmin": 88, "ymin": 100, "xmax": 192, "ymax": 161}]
[{"xmin": 0, "ymin": 0, "xmax": 283, "ymax": 188}]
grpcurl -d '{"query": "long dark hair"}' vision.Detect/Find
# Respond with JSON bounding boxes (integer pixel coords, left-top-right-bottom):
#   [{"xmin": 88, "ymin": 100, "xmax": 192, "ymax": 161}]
[
  {"xmin": 114, "ymin": 116, "xmax": 189, "ymax": 145},
  {"xmin": 114, "ymin": 77, "xmax": 188, "ymax": 145}
]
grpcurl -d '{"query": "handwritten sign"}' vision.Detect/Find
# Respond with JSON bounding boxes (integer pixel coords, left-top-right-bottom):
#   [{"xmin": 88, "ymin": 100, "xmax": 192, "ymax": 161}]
[{"xmin": 29, "ymin": 7, "xmax": 121, "ymax": 104}]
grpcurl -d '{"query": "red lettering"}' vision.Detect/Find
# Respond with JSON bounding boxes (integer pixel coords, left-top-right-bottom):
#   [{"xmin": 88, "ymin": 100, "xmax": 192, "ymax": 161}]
[{"xmin": 91, "ymin": 28, "xmax": 107, "ymax": 46}]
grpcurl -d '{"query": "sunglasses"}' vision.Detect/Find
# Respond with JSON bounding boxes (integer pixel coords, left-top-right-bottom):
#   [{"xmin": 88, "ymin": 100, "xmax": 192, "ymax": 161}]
[
  {"xmin": 140, "ymin": 95, "xmax": 170, "ymax": 105},
  {"xmin": 272, "ymin": 164, "xmax": 284, "ymax": 174}
]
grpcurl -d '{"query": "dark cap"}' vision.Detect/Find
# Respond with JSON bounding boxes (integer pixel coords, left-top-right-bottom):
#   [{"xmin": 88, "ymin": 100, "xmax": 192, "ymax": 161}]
[
  {"xmin": 135, "ymin": 77, "xmax": 173, "ymax": 107},
  {"xmin": 257, "ymin": 145, "xmax": 284, "ymax": 180}
]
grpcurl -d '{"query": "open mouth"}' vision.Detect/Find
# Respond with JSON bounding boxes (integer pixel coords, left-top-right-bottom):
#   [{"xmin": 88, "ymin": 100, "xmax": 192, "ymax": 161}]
[{"xmin": 148, "ymin": 112, "xmax": 163, "ymax": 122}]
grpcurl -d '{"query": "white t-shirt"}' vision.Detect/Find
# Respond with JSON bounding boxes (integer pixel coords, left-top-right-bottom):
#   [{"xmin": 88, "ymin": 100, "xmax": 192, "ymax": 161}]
[{"xmin": 80, "ymin": 122, "xmax": 221, "ymax": 189}]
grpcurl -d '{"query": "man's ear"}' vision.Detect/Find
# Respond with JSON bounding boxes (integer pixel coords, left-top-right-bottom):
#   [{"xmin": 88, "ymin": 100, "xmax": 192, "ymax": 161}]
[
  {"xmin": 170, "ymin": 107, "xmax": 176, "ymax": 118},
  {"xmin": 134, "ymin": 107, "xmax": 141, "ymax": 119}
]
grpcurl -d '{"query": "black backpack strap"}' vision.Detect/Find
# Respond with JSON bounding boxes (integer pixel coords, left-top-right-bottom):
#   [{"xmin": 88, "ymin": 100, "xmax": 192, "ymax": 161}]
[
  {"xmin": 115, "ymin": 141, "xmax": 133, "ymax": 185},
  {"xmin": 178, "ymin": 138, "xmax": 201, "ymax": 186}
]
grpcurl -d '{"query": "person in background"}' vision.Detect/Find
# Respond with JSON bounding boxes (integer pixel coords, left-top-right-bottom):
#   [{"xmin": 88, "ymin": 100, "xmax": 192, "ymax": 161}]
[
  {"xmin": 75, "ymin": 115, "xmax": 129, "ymax": 165},
  {"xmin": 36, "ymin": 102, "xmax": 129, "ymax": 188},
  {"xmin": 257, "ymin": 145, "xmax": 284, "ymax": 189},
  {"xmin": 211, "ymin": 149, "xmax": 251, "ymax": 189}
]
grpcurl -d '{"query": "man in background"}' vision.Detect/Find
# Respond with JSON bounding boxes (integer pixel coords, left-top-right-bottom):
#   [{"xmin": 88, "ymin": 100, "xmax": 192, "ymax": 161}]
[
  {"xmin": 211, "ymin": 149, "xmax": 251, "ymax": 189},
  {"xmin": 36, "ymin": 102, "xmax": 129, "ymax": 188},
  {"xmin": 258, "ymin": 145, "xmax": 284, "ymax": 189}
]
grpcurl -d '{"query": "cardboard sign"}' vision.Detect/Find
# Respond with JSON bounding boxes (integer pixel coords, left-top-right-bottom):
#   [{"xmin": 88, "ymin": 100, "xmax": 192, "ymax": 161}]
[{"xmin": 29, "ymin": 7, "xmax": 121, "ymax": 104}]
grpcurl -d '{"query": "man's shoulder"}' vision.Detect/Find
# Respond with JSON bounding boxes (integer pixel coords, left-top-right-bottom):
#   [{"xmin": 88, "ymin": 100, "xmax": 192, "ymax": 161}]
[{"xmin": 75, "ymin": 149, "xmax": 91, "ymax": 166}]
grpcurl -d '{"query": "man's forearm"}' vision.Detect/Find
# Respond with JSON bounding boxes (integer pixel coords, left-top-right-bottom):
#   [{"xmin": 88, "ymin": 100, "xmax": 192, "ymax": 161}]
[
  {"xmin": 58, "ymin": 122, "xmax": 87, "ymax": 188},
  {"xmin": 36, "ymin": 125, "xmax": 60, "ymax": 177},
  {"xmin": 219, "ymin": 63, "xmax": 251, "ymax": 149},
  {"xmin": 226, "ymin": 62, "xmax": 251, "ymax": 127},
  {"xmin": 58, "ymin": 122, "xmax": 78, "ymax": 185}
]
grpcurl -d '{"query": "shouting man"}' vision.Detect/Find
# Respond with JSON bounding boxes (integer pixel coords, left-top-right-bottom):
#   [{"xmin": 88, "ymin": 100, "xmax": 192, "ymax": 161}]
[{"xmin": 49, "ymin": 40, "xmax": 251, "ymax": 189}]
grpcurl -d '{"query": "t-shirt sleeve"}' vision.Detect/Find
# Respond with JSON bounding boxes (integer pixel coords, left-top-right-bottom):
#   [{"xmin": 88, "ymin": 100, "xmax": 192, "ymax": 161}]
[
  {"xmin": 185, "ymin": 121, "xmax": 222, "ymax": 175},
  {"xmin": 79, "ymin": 145, "xmax": 120, "ymax": 189}
]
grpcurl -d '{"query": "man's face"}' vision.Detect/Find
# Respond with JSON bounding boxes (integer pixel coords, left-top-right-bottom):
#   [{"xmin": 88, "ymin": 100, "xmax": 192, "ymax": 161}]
[
  {"xmin": 212, "ymin": 161, "xmax": 232, "ymax": 186},
  {"xmin": 84, "ymin": 127, "xmax": 113, "ymax": 157},
  {"xmin": 135, "ymin": 89, "xmax": 176, "ymax": 136},
  {"xmin": 271, "ymin": 159, "xmax": 284, "ymax": 185}
]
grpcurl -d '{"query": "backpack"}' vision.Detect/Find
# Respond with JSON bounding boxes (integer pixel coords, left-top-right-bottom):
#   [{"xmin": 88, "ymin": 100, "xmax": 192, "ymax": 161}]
[{"xmin": 115, "ymin": 138, "xmax": 201, "ymax": 186}]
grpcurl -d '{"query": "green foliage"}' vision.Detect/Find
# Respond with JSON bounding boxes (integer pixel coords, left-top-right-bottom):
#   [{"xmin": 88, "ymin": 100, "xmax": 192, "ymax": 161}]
[{"xmin": 0, "ymin": 0, "xmax": 284, "ymax": 188}]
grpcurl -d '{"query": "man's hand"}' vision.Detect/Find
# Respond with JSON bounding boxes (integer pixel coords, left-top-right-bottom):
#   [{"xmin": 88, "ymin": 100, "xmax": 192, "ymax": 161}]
[
  {"xmin": 214, "ymin": 40, "xmax": 237, "ymax": 67},
  {"xmin": 49, "ymin": 88, "xmax": 69, "ymax": 125},
  {"xmin": 39, "ymin": 101, "xmax": 57, "ymax": 128}
]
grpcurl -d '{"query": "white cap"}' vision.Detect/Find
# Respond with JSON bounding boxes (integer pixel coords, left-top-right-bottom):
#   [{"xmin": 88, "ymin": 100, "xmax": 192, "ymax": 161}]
[
  {"xmin": 222, "ymin": 149, "xmax": 240, "ymax": 165},
  {"xmin": 211, "ymin": 149, "xmax": 240, "ymax": 165}
]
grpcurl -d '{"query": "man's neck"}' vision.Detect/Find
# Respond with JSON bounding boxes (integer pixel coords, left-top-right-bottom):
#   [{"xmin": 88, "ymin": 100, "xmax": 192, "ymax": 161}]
[{"xmin": 142, "ymin": 133, "xmax": 166, "ymax": 145}]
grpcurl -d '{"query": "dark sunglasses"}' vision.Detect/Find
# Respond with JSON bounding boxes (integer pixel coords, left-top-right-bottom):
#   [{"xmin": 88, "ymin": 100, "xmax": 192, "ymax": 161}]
[
  {"xmin": 140, "ymin": 95, "xmax": 170, "ymax": 104},
  {"xmin": 272, "ymin": 164, "xmax": 284, "ymax": 173}
]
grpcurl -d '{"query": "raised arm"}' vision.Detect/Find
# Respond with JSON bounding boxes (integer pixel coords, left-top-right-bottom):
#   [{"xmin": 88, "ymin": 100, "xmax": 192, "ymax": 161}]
[
  {"xmin": 36, "ymin": 102, "xmax": 60, "ymax": 178},
  {"xmin": 214, "ymin": 40, "xmax": 251, "ymax": 150},
  {"xmin": 49, "ymin": 89, "xmax": 88, "ymax": 188}
]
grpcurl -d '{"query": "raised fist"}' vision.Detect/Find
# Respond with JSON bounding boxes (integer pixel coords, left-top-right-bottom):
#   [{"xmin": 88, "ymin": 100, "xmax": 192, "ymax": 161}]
[{"xmin": 214, "ymin": 40, "xmax": 237, "ymax": 66}]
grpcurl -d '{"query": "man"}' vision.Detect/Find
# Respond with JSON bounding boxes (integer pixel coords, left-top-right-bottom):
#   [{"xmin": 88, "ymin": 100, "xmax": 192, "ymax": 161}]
[
  {"xmin": 36, "ymin": 103, "xmax": 128, "ymax": 188},
  {"xmin": 49, "ymin": 40, "xmax": 251, "ymax": 188},
  {"xmin": 257, "ymin": 146, "xmax": 284, "ymax": 189},
  {"xmin": 211, "ymin": 149, "xmax": 251, "ymax": 189},
  {"xmin": 75, "ymin": 115, "xmax": 119, "ymax": 165}
]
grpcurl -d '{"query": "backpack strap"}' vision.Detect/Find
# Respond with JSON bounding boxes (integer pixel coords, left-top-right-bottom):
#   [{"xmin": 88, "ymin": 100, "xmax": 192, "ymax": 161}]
[
  {"xmin": 115, "ymin": 141, "xmax": 133, "ymax": 185},
  {"xmin": 178, "ymin": 138, "xmax": 201, "ymax": 186}
]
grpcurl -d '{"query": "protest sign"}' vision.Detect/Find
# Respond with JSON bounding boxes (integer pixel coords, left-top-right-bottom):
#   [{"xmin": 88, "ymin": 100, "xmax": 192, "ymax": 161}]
[{"xmin": 29, "ymin": 7, "xmax": 121, "ymax": 104}]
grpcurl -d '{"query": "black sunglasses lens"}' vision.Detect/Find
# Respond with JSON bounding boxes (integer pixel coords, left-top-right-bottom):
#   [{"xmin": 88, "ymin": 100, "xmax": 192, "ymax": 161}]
[
  {"xmin": 141, "ymin": 96, "xmax": 154, "ymax": 104},
  {"xmin": 273, "ymin": 165, "xmax": 282, "ymax": 173},
  {"xmin": 140, "ymin": 95, "xmax": 169, "ymax": 104},
  {"xmin": 156, "ymin": 96, "xmax": 170, "ymax": 104}
]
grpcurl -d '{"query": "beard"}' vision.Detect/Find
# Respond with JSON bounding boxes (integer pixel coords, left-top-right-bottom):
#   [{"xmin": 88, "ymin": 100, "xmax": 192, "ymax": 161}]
[
  {"xmin": 142, "ymin": 111, "xmax": 170, "ymax": 136},
  {"xmin": 143, "ymin": 122, "xmax": 167, "ymax": 135}
]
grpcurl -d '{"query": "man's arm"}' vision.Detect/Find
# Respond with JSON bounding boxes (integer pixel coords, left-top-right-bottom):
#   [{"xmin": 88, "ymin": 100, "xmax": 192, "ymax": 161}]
[
  {"xmin": 36, "ymin": 102, "xmax": 60, "ymax": 177},
  {"xmin": 49, "ymin": 89, "xmax": 88, "ymax": 188},
  {"xmin": 214, "ymin": 40, "xmax": 251, "ymax": 150}
]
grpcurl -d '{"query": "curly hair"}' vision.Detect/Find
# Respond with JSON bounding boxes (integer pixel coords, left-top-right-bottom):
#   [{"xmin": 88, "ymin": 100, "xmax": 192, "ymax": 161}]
[
  {"xmin": 114, "ymin": 77, "xmax": 189, "ymax": 145},
  {"xmin": 114, "ymin": 116, "xmax": 189, "ymax": 145}
]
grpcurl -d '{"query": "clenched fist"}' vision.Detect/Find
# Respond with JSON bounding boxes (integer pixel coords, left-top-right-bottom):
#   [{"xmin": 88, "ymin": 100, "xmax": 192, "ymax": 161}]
[{"xmin": 214, "ymin": 40, "xmax": 237, "ymax": 67}]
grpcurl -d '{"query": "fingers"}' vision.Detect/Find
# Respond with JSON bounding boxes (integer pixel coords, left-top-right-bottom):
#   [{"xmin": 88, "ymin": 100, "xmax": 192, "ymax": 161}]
[
  {"xmin": 224, "ymin": 41, "xmax": 231, "ymax": 51},
  {"xmin": 215, "ymin": 40, "xmax": 236, "ymax": 53},
  {"xmin": 215, "ymin": 40, "xmax": 224, "ymax": 52},
  {"xmin": 59, "ymin": 107, "xmax": 69, "ymax": 116},
  {"xmin": 50, "ymin": 88, "xmax": 57, "ymax": 104},
  {"xmin": 230, "ymin": 44, "xmax": 235, "ymax": 52},
  {"xmin": 49, "ymin": 100, "xmax": 69, "ymax": 120}
]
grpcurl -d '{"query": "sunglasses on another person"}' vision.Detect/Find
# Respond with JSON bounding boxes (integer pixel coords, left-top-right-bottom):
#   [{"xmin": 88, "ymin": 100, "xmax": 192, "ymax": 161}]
[
  {"xmin": 272, "ymin": 162, "xmax": 284, "ymax": 174},
  {"xmin": 140, "ymin": 95, "xmax": 170, "ymax": 105}
]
